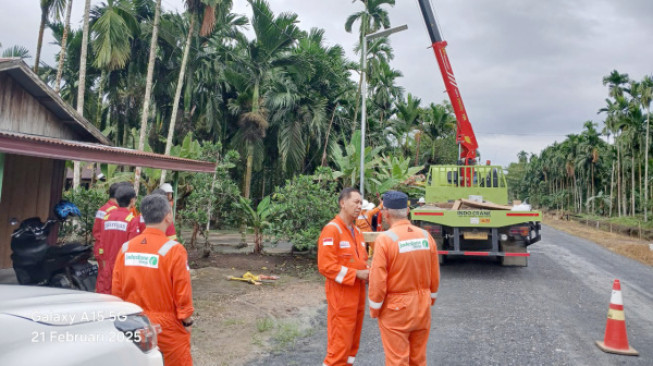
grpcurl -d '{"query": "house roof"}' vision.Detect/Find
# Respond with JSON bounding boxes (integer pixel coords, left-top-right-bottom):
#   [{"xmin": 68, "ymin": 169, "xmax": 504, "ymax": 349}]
[
  {"xmin": 0, "ymin": 59, "xmax": 216, "ymax": 173},
  {"xmin": 0, "ymin": 59, "xmax": 110, "ymax": 144}
]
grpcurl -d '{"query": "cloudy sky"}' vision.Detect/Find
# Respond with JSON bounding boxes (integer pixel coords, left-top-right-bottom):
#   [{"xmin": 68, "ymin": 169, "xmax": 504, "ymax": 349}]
[{"xmin": 2, "ymin": 0, "xmax": 652, "ymax": 167}]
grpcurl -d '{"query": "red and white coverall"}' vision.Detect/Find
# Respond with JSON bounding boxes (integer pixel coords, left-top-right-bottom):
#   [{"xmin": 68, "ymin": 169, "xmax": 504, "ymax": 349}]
[
  {"xmin": 318, "ymin": 215, "xmax": 369, "ymax": 366},
  {"xmin": 368, "ymin": 219, "xmax": 440, "ymax": 366},
  {"xmin": 95, "ymin": 207, "xmax": 139, "ymax": 294},
  {"xmin": 92, "ymin": 200, "xmax": 117, "ymax": 258},
  {"xmin": 112, "ymin": 227, "xmax": 194, "ymax": 366}
]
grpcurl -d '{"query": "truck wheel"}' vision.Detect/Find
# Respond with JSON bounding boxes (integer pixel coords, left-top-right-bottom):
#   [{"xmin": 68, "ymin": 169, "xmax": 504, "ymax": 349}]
[{"xmin": 500, "ymin": 242, "xmax": 528, "ymax": 267}]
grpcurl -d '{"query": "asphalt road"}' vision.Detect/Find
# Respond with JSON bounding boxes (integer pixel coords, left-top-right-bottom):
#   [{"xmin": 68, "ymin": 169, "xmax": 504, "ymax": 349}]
[{"xmin": 253, "ymin": 225, "xmax": 653, "ymax": 366}]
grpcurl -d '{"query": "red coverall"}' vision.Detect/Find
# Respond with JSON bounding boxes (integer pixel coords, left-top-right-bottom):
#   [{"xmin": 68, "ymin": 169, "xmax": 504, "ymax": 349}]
[
  {"xmin": 112, "ymin": 228, "xmax": 194, "ymax": 366},
  {"xmin": 139, "ymin": 215, "xmax": 177, "ymax": 240},
  {"xmin": 92, "ymin": 201, "xmax": 117, "ymax": 258},
  {"xmin": 96, "ymin": 207, "xmax": 139, "ymax": 294},
  {"xmin": 317, "ymin": 215, "xmax": 369, "ymax": 366},
  {"xmin": 368, "ymin": 219, "xmax": 440, "ymax": 366}
]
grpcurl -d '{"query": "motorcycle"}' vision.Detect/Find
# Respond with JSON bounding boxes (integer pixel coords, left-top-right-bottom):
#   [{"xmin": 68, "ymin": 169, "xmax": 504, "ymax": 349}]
[{"xmin": 10, "ymin": 201, "xmax": 98, "ymax": 291}]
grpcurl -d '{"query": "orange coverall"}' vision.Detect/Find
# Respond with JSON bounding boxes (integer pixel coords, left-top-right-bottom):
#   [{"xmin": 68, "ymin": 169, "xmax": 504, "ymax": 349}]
[
  {"xmin": 92, "ymin": 201, "xmax": 117, "ymax": 258},
  {"xmin": 355, "ymin": 204, "xmax": 382, "ymax": 233},
  {"xmin": 138, "ymin": 214, "xmax": 177, "ymax": 240},
  {"xmin": 317, "ymin": 215, "xmax": 369, "ymax": 366},
  {"xmin": 368, "ymin": 219, "xmax": 440, "ymax": 366},
  {"xmin": 96, "ymin": 207, "xmax": 139, "ymax": 294},
  {"xmin": 112, "ymin": 227, "xmax": 194, "ymax": 366}
]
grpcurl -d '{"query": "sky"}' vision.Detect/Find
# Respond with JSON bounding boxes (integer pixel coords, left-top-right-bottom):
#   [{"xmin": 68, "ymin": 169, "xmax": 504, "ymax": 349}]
[{"xmin": 1, "ymin": 0, "xmax": 652, "ymax": 167}]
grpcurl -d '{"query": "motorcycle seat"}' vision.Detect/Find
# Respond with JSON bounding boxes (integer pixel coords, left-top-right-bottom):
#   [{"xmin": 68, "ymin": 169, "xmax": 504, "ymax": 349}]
[{"xmin": 48, "ymin": 243, "xmax": 90, "ymax": 256}]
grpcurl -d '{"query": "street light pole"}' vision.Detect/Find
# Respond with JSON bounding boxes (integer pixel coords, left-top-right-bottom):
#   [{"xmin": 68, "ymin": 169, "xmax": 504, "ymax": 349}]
[{"xmin": 359, "ymin": 24, "xmax": 408, "ymax": 197}]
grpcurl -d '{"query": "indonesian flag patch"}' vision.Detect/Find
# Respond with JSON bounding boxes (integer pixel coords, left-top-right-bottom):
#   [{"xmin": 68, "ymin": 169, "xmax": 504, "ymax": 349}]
[{"xmin": 323, "ymin": 238, "xmax": 334, "ymax": 246}]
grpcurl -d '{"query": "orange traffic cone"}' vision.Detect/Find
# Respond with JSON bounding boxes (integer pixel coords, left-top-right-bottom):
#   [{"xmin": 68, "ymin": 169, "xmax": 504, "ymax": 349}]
[{"xmin": 595, "ymin": 279, "xmax": 638, "ymax": 356}]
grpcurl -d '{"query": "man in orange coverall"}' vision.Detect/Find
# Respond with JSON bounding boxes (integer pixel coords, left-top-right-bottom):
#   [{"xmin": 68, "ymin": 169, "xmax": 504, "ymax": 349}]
[
  {"xmin": 113, "ymin": 194, "xmax": 194, "ymax": 366},
  {"xmin": 355, "ymin": 200, "xmax": 382, "ymax": 233},
  {"xmin": 138, "ymin": 188, "xmax": 178, "ymax": 241},
  {"xmin": 368, "ymin": 190, "xmax": 440, "ymax": 366},
  {"xmin": 318, "ymin": 187, "xmax": 370, "ymax": 366},
  {"xmin": 93, "ymin": 182, "xmax": 130, "ymax": 260},
  {"xmin": 96, "ymin": 185, "xmax": 139, "ymax": 294}
]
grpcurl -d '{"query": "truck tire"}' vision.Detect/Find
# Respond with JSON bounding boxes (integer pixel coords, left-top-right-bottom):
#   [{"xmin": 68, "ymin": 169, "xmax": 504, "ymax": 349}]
[{"xmin": 500, "ymin": 242, "xmax": 528, "ymax": 267}]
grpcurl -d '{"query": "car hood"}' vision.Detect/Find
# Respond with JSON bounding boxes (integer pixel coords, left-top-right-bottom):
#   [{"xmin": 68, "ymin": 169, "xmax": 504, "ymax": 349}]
[{"xmin": 0, "ymin": 285, "xmax": 143, "ymax": 325}]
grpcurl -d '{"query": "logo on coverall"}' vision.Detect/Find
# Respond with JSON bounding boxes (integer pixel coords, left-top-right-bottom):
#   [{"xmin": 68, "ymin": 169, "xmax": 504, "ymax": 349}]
[
  {"xmin": 398, "ymin": 239, "xmax": 429, "ymax": 253},
  {"xmin": 124, "ymin": 253, "xmax": 160, "ymax": 268}
]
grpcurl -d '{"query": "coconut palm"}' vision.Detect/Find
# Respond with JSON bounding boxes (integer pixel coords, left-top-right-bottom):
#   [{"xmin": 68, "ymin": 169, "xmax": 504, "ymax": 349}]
[{"xmin": 54, "ymin": 0, "xmax": 74, "ymax": 92}]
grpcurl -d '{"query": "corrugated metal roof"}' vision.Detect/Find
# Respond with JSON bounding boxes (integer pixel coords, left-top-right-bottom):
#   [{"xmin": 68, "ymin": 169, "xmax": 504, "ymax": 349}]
[{"xmin": 0, "ymin": 131, "xmax": 215, "ymax": 173}]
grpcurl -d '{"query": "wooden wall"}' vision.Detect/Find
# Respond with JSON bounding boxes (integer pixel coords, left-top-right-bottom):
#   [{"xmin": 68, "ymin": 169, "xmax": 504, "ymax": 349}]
[
  {"xmin": 0, "ymin": 155, "xmax": 65, "ymax": 269},
  {"xmin": 0, "ymin": 74, "xmax": 76, "ymax": 140}
]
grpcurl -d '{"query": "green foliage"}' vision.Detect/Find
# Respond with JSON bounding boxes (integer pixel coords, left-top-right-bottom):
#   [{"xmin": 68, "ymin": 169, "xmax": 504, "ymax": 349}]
[
  {"xmin": 267, "ymin": 175, "xmax": 338, "ymax": 251},
  {"xmin": 233, "ymin": 195, "xmax": 273, "ymax": 254},
  {"xmin": 61, "ymin": 187, "xmax": 108, "ymax": 244}
]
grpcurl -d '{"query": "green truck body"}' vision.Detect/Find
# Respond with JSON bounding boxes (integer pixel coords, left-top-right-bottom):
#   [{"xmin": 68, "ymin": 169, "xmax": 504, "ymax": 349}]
[{"xmin": 411, "ymin": 165, "xmax": 542, "ymax": 266}]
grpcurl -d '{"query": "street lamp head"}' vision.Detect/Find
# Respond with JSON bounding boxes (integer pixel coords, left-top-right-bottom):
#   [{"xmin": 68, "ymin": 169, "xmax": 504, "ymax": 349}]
[{"xmin": 366, "ymin": 24, "xmax": 408, "ymax": 41}]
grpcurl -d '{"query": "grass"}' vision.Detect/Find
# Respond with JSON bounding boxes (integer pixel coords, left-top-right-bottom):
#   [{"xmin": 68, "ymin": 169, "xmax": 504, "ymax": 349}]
[
  {"xmin": 272, "ymin": 320, "xmax": 303, "ymax": 348},
  {"xmin": 256, "ymin": 317, "xmax": 275, "ymax": 333},
  {"xmin": 544, "ymin": 214, "xmax": 653, "ymax": 266}
]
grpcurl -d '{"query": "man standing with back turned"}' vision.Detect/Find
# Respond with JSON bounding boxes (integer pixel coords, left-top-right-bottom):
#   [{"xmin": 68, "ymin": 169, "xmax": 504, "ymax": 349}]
[
  {"xmin": 318, "ymin": 187, "xmax": 369, "ymax": 366},
  {"xmin": 112, "ymin": 194, "xmax": 194, "ymax": 366},
  {"xmin": 368, "ymin": 190, "xmax": 440, "ymax": 366}
]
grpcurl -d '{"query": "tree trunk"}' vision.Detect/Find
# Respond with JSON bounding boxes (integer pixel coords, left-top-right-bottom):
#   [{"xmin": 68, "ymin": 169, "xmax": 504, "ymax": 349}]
[
  {"xmin": 135, "ymin": 0, "xmax": 162, "ymax": 191},
  {"xmin": 55, "ymin": 0, "xmax": 74, "ymax": 93},
  {"xmin": 34, "ymin": 8, "xmax": 48, "ymax": 73},
  {"xmin": 632, "ymin": 154, "xmax": 635, "ymax": 216},
  {"xmin": 244, "ymin": 144, "xmax": 254, "ymax": 199},
  {"xmin": 646, "ymin": 108, "xmax": 651, "ymax": 221},
  {"xmin": 321, "ymin": 105, "xmax": 338, "ymax": 166},
  {"xmin": 617, "ymin": 142, "xmax": 622, "ymax": 216},
  {"xmin": 352, "ymin": 12, "xmax": 368, "ymax": 135},
  {"xmin": 161, "ymin": 15, "xmax": 195, "ymax": 185},
  {"xmin": 609, "ymin": 161, "xmax": 615, "ymax": 217},
  {"xmin": 72, "ymin": 0, "xmax": 91, "ymax": 190}
]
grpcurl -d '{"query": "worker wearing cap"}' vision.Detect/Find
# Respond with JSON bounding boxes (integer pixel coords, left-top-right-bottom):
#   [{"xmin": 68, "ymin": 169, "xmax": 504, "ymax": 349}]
[
  {"xmin": 160, "ymin": 183, "xmax": 174, "ymax": 207},
  {"xmin": 93, "ymin": 182, "xmax": 130, "ymax": 259},
  {"xmin": 96, "ymin": 185, "xmax": 139, "ymax": 294},
  {"xmin": 113, "ymin": 194, "xmax": 194, "ymax": 366},
  {"xmin": 418, "ymin": 197, "xmax": 426, "ymax": 206},
  {"xmin": 368, "ymin": 190, "xmax": 440, "ymax": 366},
  {"xmin": 138, "ymin": 188, "xmax": 178, "ymax": 241},
  {"xmin": 318, "ymin": 187, "xmax": 369, "ymax": 366}
]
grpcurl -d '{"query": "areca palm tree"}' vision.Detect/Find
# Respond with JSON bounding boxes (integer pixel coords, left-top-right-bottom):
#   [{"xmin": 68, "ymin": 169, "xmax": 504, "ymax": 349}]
[
  {"xmin": 35, "ymin": 0, "xmax": 66, "ymax": 73},
  {"xmin": 72, "ymin": 0, "xmax": 92, "ymax": 189},
  {"xmin": 345, "ymin": 0, "xmax": 395, "ymax": 125},
  {"xmin": 134, "ymin": 0, "xmax": 162, "ymax": 190},
  {"xmin": 227, "ymin": 0, "xmax": 302, "ymax": 198},
  {"xmin": 161, "ymin": 0, "xmax": 221, "ymax": 185},
  {"xmin": 54, "ymin": 0, "xmax": 74, "ymax": 92}
]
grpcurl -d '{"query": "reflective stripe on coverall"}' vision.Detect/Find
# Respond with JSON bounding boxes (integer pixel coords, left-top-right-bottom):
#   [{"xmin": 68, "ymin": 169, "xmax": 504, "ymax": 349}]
[
  {"xmin": 92, "ymin": 201, "xmax": 117, "ymax": 258},
  {"xmin": 112, "ymin": 227, "xmax": 194, "ymax": 366},
  {"xmin": 96, "ymin": 207, "xmax": 139, "ymax": 294},
  {"xmin": 368, "ymin": 220, "xmax": 440, "ymax": 366},
  {"xmin": 318, "ymin": 215, "xmax": 369, "ymax": 366}
]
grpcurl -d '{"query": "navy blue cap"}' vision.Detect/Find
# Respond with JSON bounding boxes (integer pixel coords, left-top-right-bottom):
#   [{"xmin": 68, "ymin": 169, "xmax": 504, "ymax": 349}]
[{"xmin": 383, "ymin": 190, "xmax": 408, "ymax": 209}]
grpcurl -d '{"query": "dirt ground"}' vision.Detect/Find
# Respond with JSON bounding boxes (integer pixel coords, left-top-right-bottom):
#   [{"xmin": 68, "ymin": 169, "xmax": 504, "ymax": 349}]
[
  {"xmin": 543, "ymin": 213, "xmax": 653, "ymax": 266},
  {"xmin": 186, "ymin": 251, "xmax": 325, "ymax": 366}
]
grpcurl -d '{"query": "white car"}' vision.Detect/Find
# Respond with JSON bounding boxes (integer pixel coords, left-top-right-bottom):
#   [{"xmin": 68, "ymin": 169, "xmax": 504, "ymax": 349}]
[{"xmin": 0, "ymin": 284, "xmax": 163, "ymax": 366}]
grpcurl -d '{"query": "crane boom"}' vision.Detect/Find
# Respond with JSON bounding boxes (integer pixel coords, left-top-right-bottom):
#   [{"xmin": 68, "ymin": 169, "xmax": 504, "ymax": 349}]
[{"xmin": 417, "ymin": 0, "xmax": 478, "ymax": 165}]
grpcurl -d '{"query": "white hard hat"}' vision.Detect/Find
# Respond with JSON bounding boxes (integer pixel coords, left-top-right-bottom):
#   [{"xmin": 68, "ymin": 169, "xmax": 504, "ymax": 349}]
[
  {"xmin": 418, "ymin": 197, "xmax": 425, "ymax": 203},
  {"xmin": 365, "ymin": 202, "xmax": 376, "ymax": 210},
  {"xmin": 160, "ymin": 183, "xmax": 174, "ymax": 193},
  {"xmin": 362, "ymin": 199, "xmax": 369, "ymax": 208}
]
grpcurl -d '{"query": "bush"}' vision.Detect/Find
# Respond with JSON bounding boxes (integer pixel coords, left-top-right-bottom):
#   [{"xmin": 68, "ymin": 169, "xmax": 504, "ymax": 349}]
[
  {"xmin": 61, "ymin": 187, "xmax": 108, "ymax": 244},
  {"xmin": 267, "ymin": 175, "xmax": 338, "ymax": 251}
]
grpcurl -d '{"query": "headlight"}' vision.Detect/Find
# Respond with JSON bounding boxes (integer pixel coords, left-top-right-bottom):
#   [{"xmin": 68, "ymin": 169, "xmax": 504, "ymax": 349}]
[{"xmin": 114, "ymin": 314, "xmax": 161, "ymax": 353}]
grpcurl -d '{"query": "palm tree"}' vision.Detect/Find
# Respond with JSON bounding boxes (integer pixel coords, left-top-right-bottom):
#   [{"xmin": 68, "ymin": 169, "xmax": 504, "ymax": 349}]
[
  {"xmin": 35, "ymin": 0, "xmax": 66, "ymax": 73},
  {"xmin": 227, "ymin": 0, "xmax": 301, "ymax": 198},
  {"xmin": 1, "ymin": 45, "xmax": 31, "ymax": 59},
  {"xmin": 72, "ymin": 0, "xmax": 92, "ymax": 189},
  {"xmin": 134, "ymin": 0, "xmax": 162, "ymax": 191},
  {"xmin": 345, "ymin": 0, "xmax": 395, "ymax": 125},
  {"xmin": 640, "ymin": 76, "xmax": 653, "ymax": 220},
  {"xmin": 160, "ymin": 0, "xmax": 220, "ymax": 185},
  {"xmin": 54, "ymin": 0, "xmax": 74, "ymax": 92}
]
